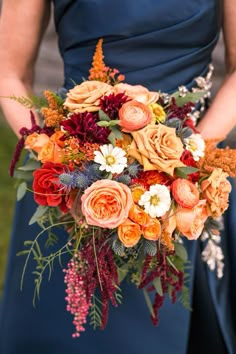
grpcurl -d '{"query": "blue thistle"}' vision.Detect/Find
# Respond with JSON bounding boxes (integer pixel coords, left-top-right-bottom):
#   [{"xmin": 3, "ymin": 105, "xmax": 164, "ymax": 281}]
[
  {"xmin": 127, "ymin": 162, "xmax": 140, "ymax": 177},
  {"xmin": 116, "ymin": 174, "xmax": 131, "ymax": 185},
  {"xmin": 58, "ymin": 172, "xmax": 78, "ymax": 191},
  {"xmin": 74, "ymin": 173, "xmax": 89, "ymax": 189}
]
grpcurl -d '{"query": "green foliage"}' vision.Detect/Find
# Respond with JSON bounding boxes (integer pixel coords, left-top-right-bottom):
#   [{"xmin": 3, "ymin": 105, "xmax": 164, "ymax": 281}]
[
  {"xmin": 7, "ymin": 94, "xmax": 48, "ymax": 110},
  {"xmin": 175, "ymin": 166, "xmax": 199, "ymax": 179},
  {"xmin": 89, "ymin": 295, "xmax": 103, "ymax": 329},
  {"xmin": 171, "ymin": 91, "xmax": 206, "ymax": 106},
  {"xmin": 143, "ymin": 240, "xmax": 157, "ymax": 256}
]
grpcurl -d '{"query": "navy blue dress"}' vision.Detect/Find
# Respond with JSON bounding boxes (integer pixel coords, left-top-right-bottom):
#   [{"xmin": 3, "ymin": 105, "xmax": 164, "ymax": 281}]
[{"xmin": 1, "ymin": 1, "xmax": 236, "ymax": 353}]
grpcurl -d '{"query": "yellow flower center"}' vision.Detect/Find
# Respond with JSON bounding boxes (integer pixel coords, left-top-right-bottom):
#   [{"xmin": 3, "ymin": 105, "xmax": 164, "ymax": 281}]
[
  {"xmin": 150, "ymin": 195, "xmax": 160, "ymax": 206},
  {"xmin": 106, "ymin": 155, "xmax": 116, "ymax": 165}
]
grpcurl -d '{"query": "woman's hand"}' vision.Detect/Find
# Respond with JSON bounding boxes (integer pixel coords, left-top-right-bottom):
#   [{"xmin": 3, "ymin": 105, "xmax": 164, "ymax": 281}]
[
  {"xmin": 197, "ymin": 0, "xmax": 236, "ymax": 140},
  {"xmin": 0, "ymin": 0, "xmax": 51, "ymax": 137}
]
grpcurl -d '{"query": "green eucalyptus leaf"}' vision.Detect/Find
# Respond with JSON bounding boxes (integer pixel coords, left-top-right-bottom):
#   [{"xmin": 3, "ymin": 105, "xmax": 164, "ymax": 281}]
[
  {"xmin": 174, "ymin": 242, "xmax": 188, "ymax": 262},
  {"xmin": 111, "ymin": 126, "xmax": 123, "ymax": 140},
  {"xmin": 16, "ymin": 182, "xmax": 27, "ymax": 201},
  {"xmin": 108, "ymin": 132, "xmax": 116, "ymax": 145},
  {"xmin": 18, "ymin": 160, "xmax": 41, "ymax": 171},
  {"xmin": 143, "ymin": 289, "xmax": 155, "ymax": 317},
  {"xmin": 29, "ymin": 206, "xmax": 49, "ymax": 225},
  {"xmin": 171, "ymin": 91, "xmax": 206, "ymax": 107},
  {"xmin": 98, "ymin": 110, "xmax": 111, "ymax": 121},
  {"xmin": 153, "ymin": 277, "xmax": 163, "ymax": 296},
  {"xmin": 175, "ymin": 166, "xmax": 199, "ymax": 179},
  {"xmin": 13, "ymin": 169, "xmax": 33, "ymax": 182}
]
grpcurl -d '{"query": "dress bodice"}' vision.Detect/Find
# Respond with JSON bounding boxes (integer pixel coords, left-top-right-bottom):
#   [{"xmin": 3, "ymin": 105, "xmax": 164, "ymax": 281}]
[{"xmin": 52, "ymin": 0, "xmax": 221, "ymax": 92}]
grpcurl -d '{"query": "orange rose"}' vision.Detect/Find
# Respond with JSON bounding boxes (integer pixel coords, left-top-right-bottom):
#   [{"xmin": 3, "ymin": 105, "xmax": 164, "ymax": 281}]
[
  {"xmin": 129, "ymin": 124, "xmax": 184, "ymax": 176},
  {"xmin": 118, "ymin": 218, "xmax": 141, "ymax": 247},
  {"xmin": 131, "ymin": 185, "xmax": 146, "ymax": 204},
  {"xmin": 176, "ymin": 200, "xmax": 209, "ymax": 240},
  {"xmin": 128, "ymin": 204, "xmax": 149, "ymax": 226},
  {"xmin": 25, "ymin": 132, "xmax": 50, "ymax": 153},
  {"xmin": 142, "ymin": 217, "xmax": 161, "ymax": 241},
  {"xmin": 114, "ymin": 83, "xmax": 159, "ymax": 105},
  {"xmin": 81, "ymin": 179, "xmax": 133, "ymax": 229},
  {"xmin": 161, "ymin": 211, "xmax": 176, "ymax": 251},
  {"xmin": 172, "ymin": 178, "xmax": 199, "ymax": 208},
  {"xmin": 64, "ymin": 80, "xmax": 112, "ymax": 113},
  {"xmin": 38, "ymin": 131, "xmax": 65, "ymax": 163},
  {"xmin": 119, "ymin": 100, "xmax": 152, "ymax": 132},
  {"xmin": 201, "ymin": 168, "xmax": 232, "ymax": 217}
]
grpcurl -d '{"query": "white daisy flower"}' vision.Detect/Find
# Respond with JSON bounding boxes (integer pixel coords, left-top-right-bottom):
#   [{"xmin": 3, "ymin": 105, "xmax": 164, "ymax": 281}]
[
  {"xmin": 94, "ymin": 144, "xmax": 127, "ymax": 174},
  {"xmin": 184, "ymin": 133, "xmax": 205, "ymax": 161},
  {"xmin": 138, "ymin": 184, "xmax": 171, "ymax": 218}
]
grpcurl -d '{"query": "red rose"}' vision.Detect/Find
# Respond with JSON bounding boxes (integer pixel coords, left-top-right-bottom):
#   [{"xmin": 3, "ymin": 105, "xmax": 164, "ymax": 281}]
[{"xmin": 33, "ymin": 162, "xmax": 68, "ymax": 212}]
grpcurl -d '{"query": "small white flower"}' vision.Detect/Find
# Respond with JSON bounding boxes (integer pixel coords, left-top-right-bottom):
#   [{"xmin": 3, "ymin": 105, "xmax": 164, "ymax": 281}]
[
  {"xmin": 184, "ymin": 133, "xmax": 205, "ymax": 161},
  {"xmin": 94, "ymin": 144, "xmax": 127, "ymax": 174},
  {"xmin": 138, "ymin": 184, "xmax": 171, "ymax": 218}
]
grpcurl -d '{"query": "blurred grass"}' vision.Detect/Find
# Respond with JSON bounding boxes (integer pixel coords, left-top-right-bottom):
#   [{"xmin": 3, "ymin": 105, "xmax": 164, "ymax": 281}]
[{"xmin": 0, "ymin": 117, "xmax": 17, "ymax": 294}]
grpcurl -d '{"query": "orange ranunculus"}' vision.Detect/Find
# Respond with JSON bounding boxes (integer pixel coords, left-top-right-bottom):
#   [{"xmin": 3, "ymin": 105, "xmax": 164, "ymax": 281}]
[
  {"xmin": 119, "ymin": 100, "xmax": 152, "ymax": 133},
  {"xmin": 118, "ymin": 218, "xmax": 141, "ymax": 247},
  {"xmin": 114, "ymin": 83, "xmax": 159, "ymax": 105},
  {"xmin": 81, "ymin": 179, "xmax": 133, "ymax": 229},
  {"xmin": 128, "ymin": 204, "xmax": 149, "ymax": 226},
  {"xmin": 38, "ymin": 131, "xmax": 65, "ymax": 163},
  {"xmin": 142, "ymin": 217, "xmax": 161, "ymax": 241},
  {"xmin": 176, "ymin": 200, "xmax": 209, "ymax": 240},
  {"xmin": 64, "ymin": 80, "xmax": 113, "ymax": 113},
  {"xmin": 171, "ymin": 178, "xmax": 199, "ymax": 208},
  {"xmin": 129, "ymin": 124, "xmax": 184, "ymax": 176},
  {"xmin": 24, "ymin": 132, "xmax": 50, "ymax": 153},
  {"xmin": 201, "ymin": 168, "xmax": 232, "ymax": 217},
  {"xmin": 131, "ymin": 185, "xmax": 146, "ymax": 204},
  {"xmin": 161, "ymin": 211, "xmax": 176, "ymax": 251}
]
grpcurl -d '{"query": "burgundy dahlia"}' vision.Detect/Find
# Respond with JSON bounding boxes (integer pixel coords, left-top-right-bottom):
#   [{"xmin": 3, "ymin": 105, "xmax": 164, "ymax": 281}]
[
  {"xmin": 61, "ymin": 112, "xmax": 110, "ymax": 144},
  {"xmin": 167, "ymin": 97, "xmax": 195, "ymax": 120},
  {"xmin": 99, "ymin": 92, "xmax": 129, "ymax": 119}
]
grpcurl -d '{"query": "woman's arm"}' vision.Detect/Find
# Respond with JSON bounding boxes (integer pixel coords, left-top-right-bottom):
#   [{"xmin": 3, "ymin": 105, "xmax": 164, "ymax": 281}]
[
  {"xmin": 0, "ymin": 0, "xmax": 51, "ymax": 136},
  {"xmin": 197, "ymin": 0, "xmax": 236, "ymax": 139}
]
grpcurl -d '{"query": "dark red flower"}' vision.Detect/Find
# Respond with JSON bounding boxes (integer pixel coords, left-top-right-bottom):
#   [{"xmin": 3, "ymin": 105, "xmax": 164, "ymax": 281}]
[
  {"xmin": 180, "ymin": 150, "xmax": 199, "ymax": 182},
  {"xmin": 99, "ymin": 92, "xmax": 129, "ymax": 119},
  {"xmin": 61, "ymin": 112, "xmax": 110, "ymax": 144},
  {"xmin": 167, "ymin": 97, "xmax": 195, "ymax": 121},
  {"xmin": 33, "ymin": 162, "xmax": 69, "ymax": 212}
]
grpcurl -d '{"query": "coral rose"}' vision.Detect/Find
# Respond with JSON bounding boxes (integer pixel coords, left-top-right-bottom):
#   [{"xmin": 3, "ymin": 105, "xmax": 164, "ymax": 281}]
[
  {"xmin": 114, "ymin": 83, "xmax": 158, "ymax": 105},
  {"xmin": 142, "ymin": 217, "xmax": 161, "ymax": 241},
  {"xmin": 118, "ymin": 218, "xmax": 141, "ymax": 247},
  {"xmin": 176, "ymin": 200, "xmax": 209, "ymax": 240},
  {"xmin": 38, "ymin": 131, "xmax": 65, "ymax": 163},
  {"xmin": 172, "ymin": 178, "xmax": 199, "ymax": 208},
  {"xmin": 33, "ymin": 162, "xmax": 68, "ymax": 212},
  {"xmin": 118, "ymin": 100, "xmax": 152, "ymax": 132},
  {"xmin": 25, "ymin": 133, "xmax": 50, "ymax": 153},
  {"xmin": 201, "ymin": 168, "xmax": 232, "ymax": 217},
  {"xmin": 129, "ymin": 124, "xmax": 184, "ymax": 176},
  {"xmin": 81, "ymin": 179, "xmax": 133, "ymax": 229},
  {"xmin": 128, "ymin": 204, "xmax": 149, "ymax": 226},
  {"xmin": 64, "ymin": 80, "xmax": 112, "ymax": 113}
]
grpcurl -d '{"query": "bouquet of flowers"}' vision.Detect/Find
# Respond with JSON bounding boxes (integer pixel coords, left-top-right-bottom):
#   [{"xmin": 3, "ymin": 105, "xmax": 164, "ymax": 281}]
[{"xmin": 10, "ymin": 39, "xmax": 236, "ymax": 337}]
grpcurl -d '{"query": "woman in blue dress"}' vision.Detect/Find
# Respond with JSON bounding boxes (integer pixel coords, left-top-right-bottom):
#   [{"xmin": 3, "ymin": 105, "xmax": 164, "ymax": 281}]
[{"xmin": 0, "ymin": 0, "xmax": 235, "ymax": 353}]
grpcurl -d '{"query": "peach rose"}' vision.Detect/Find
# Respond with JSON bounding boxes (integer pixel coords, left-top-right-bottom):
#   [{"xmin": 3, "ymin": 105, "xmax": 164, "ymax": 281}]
[
  {"xmin": 118, "ymin": 218, "xmax": 141, "ymax": 247},
  {"xmin": 114, "ymin": 83, "xmax": 159, "ymax": 105},
  {"xmin": 131, "ymin": 185, "xmax": 146, "ymax": 204},
  {"xmin": 25, "ymin": 133, "xmax": 50, "ymax": 153},
  {"xmin": 142, "ymin": 217, "xmax": 161, "ymax": 241},
  {"xmin": 81, "ymin": 179, "xmax": 133, "ymax": 229},
  {"xmin": 129, "ymin": 124, "xmax": 184, "ymax": 176},
  {"xmin": 118, "ymin": 100, "xmax": 152, "ymax": 132},
  {"xmin": 201, "ymin": 168, "xmax": 232, "ymax": 217},
  {"xmin": 38, "ymin": 131, "xmax": 65, "ymax": 163},
  {"xmin": 176, "ymin": 200, "xmax": 209, "ymax": 240},
  {"xmin": 64, "ymin": 80, "xmax": 113, "ymax": 113},
  {"xmin": 161, "ymin": 211, "xmax": 176, "ymax": 251},
  {"xmin": 128, "ymin": 204, "xmax": 149, "ymax": 226},
  {"xmin": 172, "ymin": 178, "xmax": 199, "ymax": 208}
]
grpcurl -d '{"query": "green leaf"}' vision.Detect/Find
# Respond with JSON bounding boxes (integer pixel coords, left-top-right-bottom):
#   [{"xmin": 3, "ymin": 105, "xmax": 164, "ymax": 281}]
[
  {"xmin": 174, "ymin": 242, "xmax": 188, "ymax": 262},
  {"xmin": 13, "ymin": 169, "xmax": 33, "ymax": 182},
  {"xmin": 98, "ymin": 110, "xmax": 111, "ymax": 122},
  {"xmin": 110, "ymin": 126, "xmax": 123, "ymax": 140},
  {"xmin": 108, "ymin": 132, "xmax": 116, "ymax": 145},
  {"xmin": 153, "ymin": 277, "xmax": 163, "ymax": 296},
  {"xmin": 16, "ymin": 182, "xmax": 27, "ymax": 201},
  {"xmin": 171, "ymin": 91, "xmax": 206, "ymax": 107},
  {"xmin": 18, "ymin": 160, "xmax": 41, "ymax": 171},
  {"xmin": 175, "ymin": 166, "xmax": 199, "ymax": 179},
  {"xmin": 108, "ymin": 119, "xmax": 120, "ymax": 127},
  {"xmin": 117, "ymin": 264, "xmax": 129, "ymax": 282},
  {"xmin": 97, "ymin": 121, "xmax": 111, "ymax": 127},
  {"xmin": 29, "ymin": 206, "xmax": 49, "ymax": 225},
  {"xmin": 143, "ymin": 289, "xmax": 155, "ymax": 317}
]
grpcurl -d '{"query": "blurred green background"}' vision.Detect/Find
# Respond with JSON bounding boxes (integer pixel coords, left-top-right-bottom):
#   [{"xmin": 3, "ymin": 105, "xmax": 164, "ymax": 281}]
[{"xmin": 0, "ymin": 117, "xmax": 17, "ymax": 294}]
